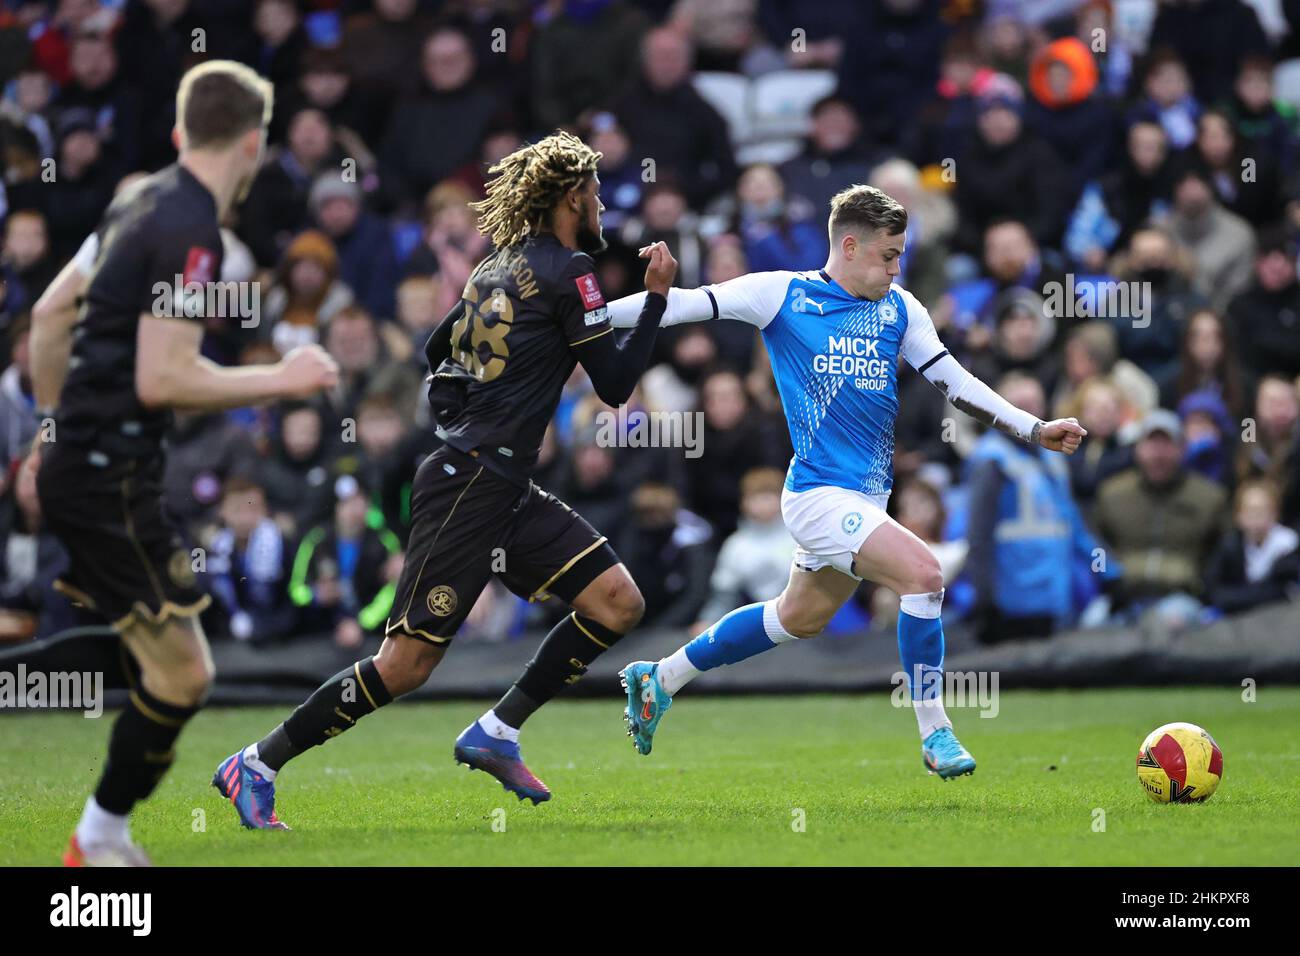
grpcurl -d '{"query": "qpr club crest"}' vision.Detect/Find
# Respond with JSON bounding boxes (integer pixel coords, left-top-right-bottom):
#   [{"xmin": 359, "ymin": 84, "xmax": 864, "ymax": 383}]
[{"xmin": 427, "ymin": 585, "xmax": 458, "ymax": 617}]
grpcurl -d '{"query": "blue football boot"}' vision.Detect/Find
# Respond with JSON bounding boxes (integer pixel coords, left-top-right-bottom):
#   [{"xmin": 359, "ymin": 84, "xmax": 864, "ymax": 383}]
[
  {"xmin": 922, "ymin": 726, "xmax": 977, "ymax": 779},
  {"xmin": 212, "ymin": 750, "xmax": 291, "ymax": 829},
  {"xmin": 453, "ymin": 721, "xmax": 552, "ymax": 804},
  {"xmin": 620, "ymin": 661, "xmax": 673, "ymax": 756}
]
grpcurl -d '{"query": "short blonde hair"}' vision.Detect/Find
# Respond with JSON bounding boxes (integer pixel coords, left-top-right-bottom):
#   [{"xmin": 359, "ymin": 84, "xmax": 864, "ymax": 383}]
[
  {"xmin": 828, "ymin": 184, "xmax": 908, "ymax": 240},
  {"xmin": 176, "ymin": 60, "xmax": 273, "ymax": 149}
]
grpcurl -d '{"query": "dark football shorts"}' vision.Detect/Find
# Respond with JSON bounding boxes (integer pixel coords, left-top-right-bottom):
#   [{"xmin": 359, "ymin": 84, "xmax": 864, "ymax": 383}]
[
  {"xmin": 387, "ymin": 444, "xmax": 618, "ymax": 645},
  {"xmin": 37, "ymin": 443, "xmax": 210, "ymax": 630}
]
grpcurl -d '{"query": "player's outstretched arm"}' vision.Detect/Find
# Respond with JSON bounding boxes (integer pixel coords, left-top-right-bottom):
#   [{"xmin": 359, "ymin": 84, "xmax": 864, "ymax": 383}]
[
  {"xmin": 572, "ymin": 242, "xmax": 676, "ymax": 406},
  {"xmin": 898, "ymin": 287, "xmax": 1086, "ymax": 454},
  {"xmin": 136, "ymin": 315, "xmax": 339, "ymax": 411},
  {"xmin": 605, "ymin": 265, "xmax": 793, "ymax": 330},
  {"xmin": 606, "ymin": 285, "xmax": 713, "ymax": 328},
  {"xmin": 924, "ymin": 353, "xmax": 1086, "ymax": 454}
]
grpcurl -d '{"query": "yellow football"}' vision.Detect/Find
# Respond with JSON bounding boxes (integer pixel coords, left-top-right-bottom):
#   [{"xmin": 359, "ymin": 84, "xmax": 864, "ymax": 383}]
[{"xmin": 1136, "ymin": 722, "xmax": 1224, "ymax": 803}]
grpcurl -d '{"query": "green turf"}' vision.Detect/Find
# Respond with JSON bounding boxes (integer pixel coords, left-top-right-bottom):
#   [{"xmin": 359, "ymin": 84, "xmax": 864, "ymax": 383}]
[{"xmin": 1, "ymin": 687, "xmax": 1297, "ymax": 866}]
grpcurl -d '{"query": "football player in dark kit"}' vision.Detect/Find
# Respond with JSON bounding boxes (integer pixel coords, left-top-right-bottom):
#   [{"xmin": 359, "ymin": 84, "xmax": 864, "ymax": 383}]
[
  {"xmin": 23, "ymin": 60, "xmax": 339, "ymax": 865},
  {"xmin": 217, "ymin": 131, "xmax": 677, "ymax": 822}
]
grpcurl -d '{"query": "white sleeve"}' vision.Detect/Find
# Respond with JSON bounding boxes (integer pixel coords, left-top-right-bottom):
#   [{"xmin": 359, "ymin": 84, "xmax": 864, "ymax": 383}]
[
  {"xmin": 71, "ymin": 232, "xmax": 100, "ymax": 276},
  {"xmin": 606, "ymin": 287, "xmax": 714, "ymax": 328},
  {"xmin": 897, "ymin": 286, "xmax": 948, "ymax": 371},
  {"xmin": 607, "ymin": 271, "xmax": 795, "ymax": 330},
  {"xmin": 896, "ymin": 287, "xmax": 1041, "ymax": 444}
]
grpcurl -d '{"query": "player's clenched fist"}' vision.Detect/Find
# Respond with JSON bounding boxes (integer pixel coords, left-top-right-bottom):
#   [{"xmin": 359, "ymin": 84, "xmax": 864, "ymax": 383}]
[
  {"xmin": 639, "ymin": 240, "xmax": 678, "ymax": 298},
  {"xmin": 1037, "ymin": 417, "xmax": 1087, "ymax": 455},
  {"xmin": 278, "ymin": 344, "xmax": 340, "ymax": 397}
]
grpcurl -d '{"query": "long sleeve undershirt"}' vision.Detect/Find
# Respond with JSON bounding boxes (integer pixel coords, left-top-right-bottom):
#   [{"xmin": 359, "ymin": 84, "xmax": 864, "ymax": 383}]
[{"xmin": 606, "ymin": 277, "xmax": 1041, "ymax": 444}]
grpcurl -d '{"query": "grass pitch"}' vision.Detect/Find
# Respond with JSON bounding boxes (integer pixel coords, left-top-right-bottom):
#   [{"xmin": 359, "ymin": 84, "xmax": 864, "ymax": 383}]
[{"xmin": 1, "ymin": 687, "xmax": 1296, "ymax": 866}]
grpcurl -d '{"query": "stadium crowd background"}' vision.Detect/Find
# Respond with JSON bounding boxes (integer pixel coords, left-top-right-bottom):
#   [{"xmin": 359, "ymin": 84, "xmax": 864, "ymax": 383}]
[{"xmin": 0, "ymin": 0, "xmax": 1299, "ymax": 655}]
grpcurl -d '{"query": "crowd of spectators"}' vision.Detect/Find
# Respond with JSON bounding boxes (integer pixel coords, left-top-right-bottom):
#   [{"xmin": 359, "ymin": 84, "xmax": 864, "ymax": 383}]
[{"xmin": 1, "ymin": 0, "xmax": 1299, "ymax": 651}]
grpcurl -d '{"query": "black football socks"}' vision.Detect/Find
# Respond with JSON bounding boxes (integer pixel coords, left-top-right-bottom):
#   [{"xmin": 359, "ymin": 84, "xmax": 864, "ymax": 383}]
[
  {"xmin": 256, "ymin": 657, "xmax": 393, "ymax": 772},
  {"xmin": 94, "ymin": 686, "xmax": 198, "ymax": 814},
  {"xmin": 494, "ymin": 612, "xmax": 624, "ymax": 728}
]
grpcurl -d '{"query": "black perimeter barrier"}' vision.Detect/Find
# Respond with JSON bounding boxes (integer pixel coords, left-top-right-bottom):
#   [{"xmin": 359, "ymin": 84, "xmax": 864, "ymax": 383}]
[{"xmin": 2, "ymin": 601, "xmax": 1297, "ymax": 706}]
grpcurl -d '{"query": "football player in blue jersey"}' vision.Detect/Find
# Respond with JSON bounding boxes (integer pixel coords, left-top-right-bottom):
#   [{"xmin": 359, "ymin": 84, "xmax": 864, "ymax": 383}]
[{"xmin": 610, "ymin": 185, "xmax": 1086, "ymax": 778}]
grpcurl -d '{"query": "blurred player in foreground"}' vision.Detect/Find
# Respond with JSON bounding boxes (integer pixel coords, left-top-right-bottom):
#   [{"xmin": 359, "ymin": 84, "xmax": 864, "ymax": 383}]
[
  {"xmin": 24, "ymin": 61, "xmax": 339, "ymax": 865},
  {"xmin": 612, "ymin": 185, "xmax": 1086, "ymax": 777},
  {"xmin": 215, "ymin": 132, "xmax": 676, "ymax": 820}
]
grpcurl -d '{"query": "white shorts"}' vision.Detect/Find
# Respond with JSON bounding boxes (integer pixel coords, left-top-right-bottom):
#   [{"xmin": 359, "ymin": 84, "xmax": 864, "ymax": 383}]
[{"xmin": 781, "ymin": 485, "xmax": 892, "ymax": 580}]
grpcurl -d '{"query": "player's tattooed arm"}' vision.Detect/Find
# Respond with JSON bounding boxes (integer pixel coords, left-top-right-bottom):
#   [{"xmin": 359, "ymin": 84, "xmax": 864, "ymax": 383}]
[
  {"xmin": 896, "ymin": 286, "xmax": 1084, "ymax": 452},
  {"xmin": 921, "ymin": 358, "xmax": 1087, "ymax": 453},
  {"xmin": 920, "ymin": 354, "xmax": 1042, "ymax": 444}
]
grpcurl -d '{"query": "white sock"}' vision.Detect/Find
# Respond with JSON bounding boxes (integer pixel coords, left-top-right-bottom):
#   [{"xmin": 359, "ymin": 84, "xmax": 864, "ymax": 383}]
[
  {"xmin": 242, "ymin": 743, "xmax": 276, "ymax": 782},
  {"xmin": 75, "ymin": 795, "xmax": 129, "ymax": 848},
  {"xmin": 656, "ymin": 646, "xmax": 699, "ymax": 696},
  {"xmin": 914, "ymin": 695, "xmax": 952, "ymax": 740},
  {"xmin": 478, "ymin": 709, "xmax": 520, "ymax": 743},
  {"xmin": 762, "ymin": 598, "xmax": 800, "ymax": 644}
]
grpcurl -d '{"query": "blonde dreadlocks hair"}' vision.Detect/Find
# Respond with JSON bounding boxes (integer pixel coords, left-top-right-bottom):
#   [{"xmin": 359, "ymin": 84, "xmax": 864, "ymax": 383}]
[{"xmin": 470, "ymin": 131, "xmax": 603, "ymax": 248}]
